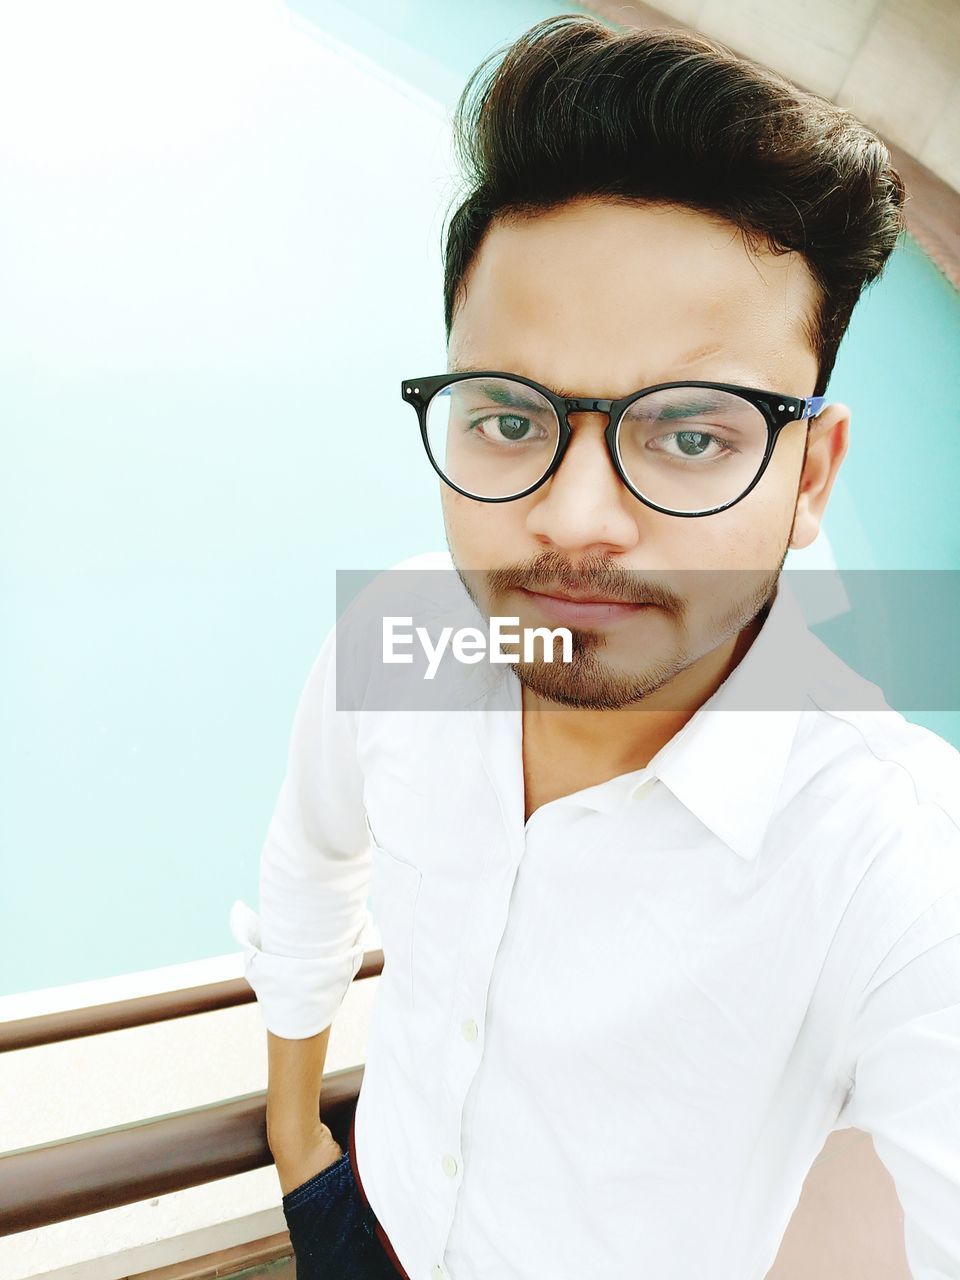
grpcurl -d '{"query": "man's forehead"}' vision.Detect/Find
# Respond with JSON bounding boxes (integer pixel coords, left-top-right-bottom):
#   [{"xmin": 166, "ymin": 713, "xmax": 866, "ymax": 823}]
[
  {"xmin": 472, "ymin": 210, "xmax": 813, "ymax": 315},
  {"xmin": 450, "ymin": 202, "xmax": 819, "ymax": 392}
]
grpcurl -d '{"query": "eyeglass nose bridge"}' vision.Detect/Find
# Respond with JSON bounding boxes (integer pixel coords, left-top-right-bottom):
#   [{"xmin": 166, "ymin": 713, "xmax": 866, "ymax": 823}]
[
  {"xmin": 556, "ymin": 397, "xmax": 621, "ymax": 468},
  {"xmin": 563, "ymin": 396, "xmax": 615, "ymax": 416},
  {"xmin": 548, "ymin": 397, "xmax": 630, "ymax": 497}
]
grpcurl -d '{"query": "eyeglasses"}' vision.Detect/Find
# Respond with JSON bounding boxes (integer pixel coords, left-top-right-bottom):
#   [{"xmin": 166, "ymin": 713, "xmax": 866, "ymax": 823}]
[{"xmin": 401, "ymin": 370, "xmax": 824, "ymax": 517}]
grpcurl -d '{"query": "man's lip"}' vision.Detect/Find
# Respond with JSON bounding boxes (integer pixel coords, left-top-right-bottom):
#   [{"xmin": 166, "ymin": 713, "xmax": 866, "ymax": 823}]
[
  {"xmin": 519, "ymin": 586, "xmax": 649, "ymax": 606},
  {"xmin": 514, "ymin": 587, "xmax": 659, "ymax": 627}
]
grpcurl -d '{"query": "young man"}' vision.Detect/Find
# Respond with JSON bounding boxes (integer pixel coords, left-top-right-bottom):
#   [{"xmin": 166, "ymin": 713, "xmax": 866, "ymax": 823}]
[{"xmin": 231, "ymin": 16, "xmax": 960, "ymax": 1280}]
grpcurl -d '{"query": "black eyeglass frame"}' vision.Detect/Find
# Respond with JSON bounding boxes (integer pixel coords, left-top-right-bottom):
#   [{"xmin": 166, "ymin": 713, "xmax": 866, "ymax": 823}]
[{"xmin": 401, "ymin": 370, "xmax": 825, "ymax": 518}]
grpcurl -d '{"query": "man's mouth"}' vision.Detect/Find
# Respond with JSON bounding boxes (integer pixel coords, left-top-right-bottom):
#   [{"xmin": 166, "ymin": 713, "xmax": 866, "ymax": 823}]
[{"xmin": 515, "ymin": 586, "xmax": 658, "ymax": 628}]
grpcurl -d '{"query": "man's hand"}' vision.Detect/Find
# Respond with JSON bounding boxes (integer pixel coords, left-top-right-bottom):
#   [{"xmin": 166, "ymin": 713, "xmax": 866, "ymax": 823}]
[{"xmin": 269, "ymin": 1117, "xmax": 344, "ymax": 1198}]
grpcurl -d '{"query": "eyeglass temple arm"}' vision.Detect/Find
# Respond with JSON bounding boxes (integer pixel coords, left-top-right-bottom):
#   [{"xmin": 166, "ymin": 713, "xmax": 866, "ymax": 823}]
[{"xmin": 799, "ymin": 396, "xmax": 826, "ymax": 420}]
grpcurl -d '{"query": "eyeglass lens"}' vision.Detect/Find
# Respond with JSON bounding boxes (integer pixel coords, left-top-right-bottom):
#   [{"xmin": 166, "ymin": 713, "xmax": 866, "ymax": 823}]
[{"xmin": 424, "ymin": 375, "xmax": 772, "ymax": 512}]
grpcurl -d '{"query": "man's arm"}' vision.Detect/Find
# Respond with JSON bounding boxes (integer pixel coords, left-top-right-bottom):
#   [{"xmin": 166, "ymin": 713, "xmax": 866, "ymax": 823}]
[
  {"xmin": 266, "ymin": 1025, "xmax": 344, "ymax": 1194},
  {"xmin": 837, "ymin": 800, "xmax": 960, "ymax": 1277},
  {"xmin": 266, "ymin": 1024, "xmax": 331, "ymax": 1146},
  {"xmin": 229, "ymin": 621, "xmax": 372, "ymax": 1183}
]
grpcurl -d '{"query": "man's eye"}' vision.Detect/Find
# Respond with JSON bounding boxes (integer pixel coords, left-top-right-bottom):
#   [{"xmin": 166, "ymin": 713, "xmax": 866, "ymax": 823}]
[
  {"xmin": 470, "ymin": 414, "xmax": 541, "ymax": 442},
  {"xmin": 648, "ymin": 430, "xmax": 738, "ymax": 460}
]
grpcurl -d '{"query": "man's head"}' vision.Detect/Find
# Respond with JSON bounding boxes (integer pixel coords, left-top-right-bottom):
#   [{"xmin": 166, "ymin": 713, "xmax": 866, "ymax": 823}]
[{"xmin": 435, "ymin": 17, "xmax": 905, "ymax": 711}]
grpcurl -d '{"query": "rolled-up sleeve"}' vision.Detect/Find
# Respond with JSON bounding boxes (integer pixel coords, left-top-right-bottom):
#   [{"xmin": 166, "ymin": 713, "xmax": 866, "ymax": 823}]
[
  {"xmin": 229, "ymin": 623, "xmax": 373, "ymax": 1039},
  {"xmin": 838, "ymin": 801, "xmax": 960, "ymax": 1277}
]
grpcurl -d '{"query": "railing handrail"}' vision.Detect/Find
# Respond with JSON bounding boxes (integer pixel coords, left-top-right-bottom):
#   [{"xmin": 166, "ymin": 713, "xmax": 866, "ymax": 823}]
[
  {"xmin": 0, "ymin": 1065, "xmax": 364, "ymax": 1235},
  {"xmin": 0, "ymin": 949, "xmax": 385, "ymax": 1237},
  {"xmin": 0, "ymin": 948, "xmax": 384, "ymax": 1053}
]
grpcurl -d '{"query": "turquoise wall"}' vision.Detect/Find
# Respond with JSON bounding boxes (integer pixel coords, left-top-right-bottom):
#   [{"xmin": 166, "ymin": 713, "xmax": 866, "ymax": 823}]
[{"xmin": 1, "ymin": 1, "xmax": 956, "ymax": 995}]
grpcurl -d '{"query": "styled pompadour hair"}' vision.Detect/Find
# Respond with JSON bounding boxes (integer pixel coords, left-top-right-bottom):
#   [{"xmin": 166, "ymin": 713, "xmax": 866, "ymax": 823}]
[{"xmin": 442, "ymin": 15, "xmax": 906, "ymax": 397}]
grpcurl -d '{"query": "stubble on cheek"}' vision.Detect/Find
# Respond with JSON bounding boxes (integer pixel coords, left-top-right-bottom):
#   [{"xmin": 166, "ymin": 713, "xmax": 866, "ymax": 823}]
[{"xmin": 442, "ymin": 488, "xmax": 522, "ymax": 583}]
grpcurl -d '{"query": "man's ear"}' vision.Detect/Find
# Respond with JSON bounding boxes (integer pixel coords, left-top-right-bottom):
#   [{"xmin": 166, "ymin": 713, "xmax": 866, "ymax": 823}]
[{"xmin": 789, "ymin": 402, "xmax": 850, "ymax": 551}]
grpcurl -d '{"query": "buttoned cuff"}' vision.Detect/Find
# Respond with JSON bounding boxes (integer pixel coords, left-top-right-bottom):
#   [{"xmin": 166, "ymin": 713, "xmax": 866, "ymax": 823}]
[{"xmin": 229, "ymin": 898, "xmax": 370, "ymax": 1039}]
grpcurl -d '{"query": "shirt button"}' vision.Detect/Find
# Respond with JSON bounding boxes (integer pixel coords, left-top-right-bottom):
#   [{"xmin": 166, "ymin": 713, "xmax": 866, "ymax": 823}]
[
  {"xmin": 432, "ymin": 1267, "xmax": 446, "ymax": 1279},
  {"xmin": 441, "ymin": 1153, "xmax": 458, "ymax": 1178},
  {"xmin": 461, "ymin": 1018, "xmax": 478, "ymax": 1041}
]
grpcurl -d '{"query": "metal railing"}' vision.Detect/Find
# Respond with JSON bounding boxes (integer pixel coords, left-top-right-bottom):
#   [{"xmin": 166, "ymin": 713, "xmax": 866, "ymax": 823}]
[{"xmin": 0, "ymin": 949, "xmax": 384, "ymax": 1236}]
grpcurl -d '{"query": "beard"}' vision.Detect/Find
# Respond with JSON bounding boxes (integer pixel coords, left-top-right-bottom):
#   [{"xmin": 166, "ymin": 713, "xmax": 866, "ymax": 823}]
[
  {"xmin": 509, "ymin": 625, "xmax": 695, "ymax": 710},
  {"xmin": 453, "ymin": 546, "xmax": 787, "ymax": 712}
]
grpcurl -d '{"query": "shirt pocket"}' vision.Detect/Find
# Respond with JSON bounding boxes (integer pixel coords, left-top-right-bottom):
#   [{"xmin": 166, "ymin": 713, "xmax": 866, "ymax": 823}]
[{"xmin": 365, "ymin": 813, "xmax": 422, "ymax": 1010}]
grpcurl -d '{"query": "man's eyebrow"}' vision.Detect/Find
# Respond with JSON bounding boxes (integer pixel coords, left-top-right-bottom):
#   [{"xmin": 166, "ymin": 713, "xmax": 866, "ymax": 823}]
[
  {"xmin": 448, "ymin": 364, "xmax": 599, "ymax": 398},
  {"xmin": 446, "ymin": 360, "xmax": 729, "ymax": 400}
]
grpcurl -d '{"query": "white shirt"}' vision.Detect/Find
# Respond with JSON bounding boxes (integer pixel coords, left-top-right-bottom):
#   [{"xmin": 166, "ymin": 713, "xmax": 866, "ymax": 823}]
[{"xmin": 230, "ymin": 553, "xmax": 960, "ymax": 1280}]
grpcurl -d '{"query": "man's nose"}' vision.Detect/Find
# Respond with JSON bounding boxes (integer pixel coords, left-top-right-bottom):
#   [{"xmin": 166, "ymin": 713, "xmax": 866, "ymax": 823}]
[{"xmin": 524, "ymin": 412, "xmax": 641, "ymax": 553}]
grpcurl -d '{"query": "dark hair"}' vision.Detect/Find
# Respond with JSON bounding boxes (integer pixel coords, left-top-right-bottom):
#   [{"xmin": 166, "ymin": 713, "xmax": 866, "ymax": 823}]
[{"xmin": 442, "ymin": 15, "xmax": 906, "ymax": 398}]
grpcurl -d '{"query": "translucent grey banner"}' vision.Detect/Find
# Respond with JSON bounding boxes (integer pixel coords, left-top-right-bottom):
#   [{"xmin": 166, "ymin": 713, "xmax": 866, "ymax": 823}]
[{"xmin": 334, "ymin": 569, "xmax": 960, "ymax": 714}]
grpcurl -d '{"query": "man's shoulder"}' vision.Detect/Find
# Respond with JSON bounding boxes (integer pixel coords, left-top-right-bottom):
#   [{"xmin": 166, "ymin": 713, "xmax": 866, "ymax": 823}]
[
  {"xmin": 334, "ymin": 549, "xmax": 493, "ymax": 713},
  {"xmin": 386, "ymin": 550, "xmax": 455, "ymax": 572},
  {"xmin": 336, "ymin": 551, "xmax": 456, "ymax": 632},
  {"xmin": 784, "ymin": 615, "xmax": 960, "ymax": 834},
  {"xmin": 791, "ymin": 704, "xmax": 960, "ymax": 917},
  {"xmin": 805, "ymin": 703, "xmax": 960, "ymax": 829}
]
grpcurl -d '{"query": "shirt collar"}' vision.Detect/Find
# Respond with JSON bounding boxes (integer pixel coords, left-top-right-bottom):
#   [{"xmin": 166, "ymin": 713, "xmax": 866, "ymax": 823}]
[
  {"xmin": 642, "ymin": 577, "xmax": 813, "ymax": 862},
  {"xmin": 471, "ymin": 566, "xmax": 821, "ymax": 863},
  {"xmin": 490, "ymin": 576, "xmax": 815, "ymax": 862}
]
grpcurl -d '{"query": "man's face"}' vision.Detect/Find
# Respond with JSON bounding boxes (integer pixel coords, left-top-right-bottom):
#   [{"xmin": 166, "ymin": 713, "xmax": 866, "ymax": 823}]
[{"xmin": 442, "ymin": 198, "xmax": 841, "ymax": 710}]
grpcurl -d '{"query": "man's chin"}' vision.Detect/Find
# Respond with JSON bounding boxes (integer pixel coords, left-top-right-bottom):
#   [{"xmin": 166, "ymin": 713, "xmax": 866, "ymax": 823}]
[{"xmin": 513, "ymin": 653, "xmax": 681, "ymax": 712}]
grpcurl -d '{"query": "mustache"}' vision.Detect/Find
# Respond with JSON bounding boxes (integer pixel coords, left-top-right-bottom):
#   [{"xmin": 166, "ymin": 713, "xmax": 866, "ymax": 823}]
[{"xmin": 481, "ymin": 553, "xmax": 680, "ymax": 610}]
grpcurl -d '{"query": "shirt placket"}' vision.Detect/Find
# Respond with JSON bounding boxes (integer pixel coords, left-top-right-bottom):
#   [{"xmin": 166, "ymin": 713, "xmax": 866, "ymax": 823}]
[{"xmin": 427, "ymin": 676, "xmax": 528, "ymax": 1277}]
